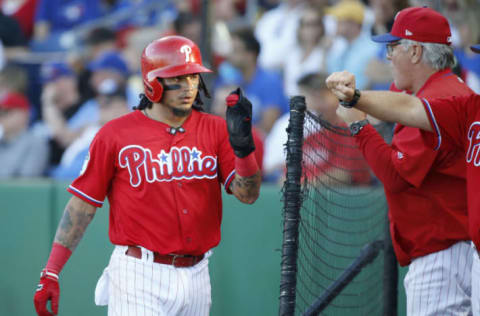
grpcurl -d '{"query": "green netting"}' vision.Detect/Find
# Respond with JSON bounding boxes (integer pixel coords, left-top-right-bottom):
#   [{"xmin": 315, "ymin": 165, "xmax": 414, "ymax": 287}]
[{"xmin": 294, "ymin": 111, "xmax": 389, "ymax": 316}]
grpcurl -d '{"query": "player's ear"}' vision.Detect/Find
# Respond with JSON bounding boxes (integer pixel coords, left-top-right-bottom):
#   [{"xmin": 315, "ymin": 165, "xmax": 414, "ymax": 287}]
[{"xmin": 410, "ymin": 44, "xmax": 423, "ymax": 64}]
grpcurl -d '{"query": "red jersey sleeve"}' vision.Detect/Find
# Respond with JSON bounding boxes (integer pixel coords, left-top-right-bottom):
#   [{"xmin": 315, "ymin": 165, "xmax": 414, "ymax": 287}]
[
  {"xmin": 67, "ymin": 127, "xmax": 117, "ymax": 207},
  {"xmin": 355, "ymin": 124, "xmax": 411, "ymax": 192},
  {"xmin": 215, "ymin": 118, "xmax": 236, "ymax": 193},
  {"xmin": 421, "ymin": 96, "xmax": 471, "ymax": 152},
  {"xmin": 390, "ymin": 125, "xmax": 438, "ymax": 188}
]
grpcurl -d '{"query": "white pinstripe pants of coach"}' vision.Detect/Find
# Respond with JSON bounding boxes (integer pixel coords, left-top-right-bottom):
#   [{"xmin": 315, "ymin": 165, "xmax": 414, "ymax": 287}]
[
  {"xmin": 471, "ymin": 243, "xmax": 480, "ymax": 316},
  {"xmin": 404, "ymin": 241, "xmax": 473, "ymax": 316},
  {"xmin": 95, "ymin": 245, "xmax": 212, "ymax": 316}
]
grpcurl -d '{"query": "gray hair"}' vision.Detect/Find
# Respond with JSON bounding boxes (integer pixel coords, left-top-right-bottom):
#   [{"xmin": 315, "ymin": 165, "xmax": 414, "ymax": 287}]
[{"xmin": 400, "ymin": 39, "xmax": 455, "ymax": 70}]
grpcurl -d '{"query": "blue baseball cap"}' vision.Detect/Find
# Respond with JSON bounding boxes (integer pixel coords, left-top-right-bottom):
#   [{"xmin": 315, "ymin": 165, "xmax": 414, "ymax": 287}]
[
  {"xmin": 472, "ymin": 45, "xmax": 480, "ymax": 53},
  {"xmin": 88, "ymin": 51, "xmax": 129, "ymax": 76},
  {"xmin": 41, "ymin": 61, "xmax": 75, "ymax": 84}
]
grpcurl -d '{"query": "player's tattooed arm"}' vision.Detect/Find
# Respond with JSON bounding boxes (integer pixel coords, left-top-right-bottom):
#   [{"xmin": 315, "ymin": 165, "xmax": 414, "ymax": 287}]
[
  {"xmin": 54, "ymin": 196, "xmax": 97, "ymax": 251},
  {"xmin": 231, "ymin": 170, "xmax": 261, "ymax": 204}
]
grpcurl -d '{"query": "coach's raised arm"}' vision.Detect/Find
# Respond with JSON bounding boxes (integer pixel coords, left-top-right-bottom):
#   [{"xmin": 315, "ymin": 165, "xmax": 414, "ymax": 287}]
[{"xmin": 326, "ymin": 71, "xmax": 432, "ymax": 131}]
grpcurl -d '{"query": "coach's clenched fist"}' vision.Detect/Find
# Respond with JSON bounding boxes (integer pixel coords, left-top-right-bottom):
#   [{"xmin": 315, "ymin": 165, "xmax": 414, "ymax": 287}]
[
  {"xmin": 326, "ymin": 71, "xmax": 357, "ymax": 103},
  {"xmin": 34, "ymin": 269, "xmax": 60, "ymax": 316}
]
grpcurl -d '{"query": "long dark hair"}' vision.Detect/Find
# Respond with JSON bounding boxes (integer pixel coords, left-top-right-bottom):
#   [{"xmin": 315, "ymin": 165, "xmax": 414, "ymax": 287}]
[{"xmin": 134, "ymin": 74, "xmax": 211, "ymax": 112}]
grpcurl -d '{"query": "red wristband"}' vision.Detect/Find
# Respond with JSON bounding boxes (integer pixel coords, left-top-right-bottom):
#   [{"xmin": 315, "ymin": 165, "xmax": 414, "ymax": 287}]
[
  {"xmin": 235, "ymin": 152, "xmax": 259, "ymax": 177},
  {"xmin": 45, "ymin": 242, "xmax": 72, "ymax": 274}
]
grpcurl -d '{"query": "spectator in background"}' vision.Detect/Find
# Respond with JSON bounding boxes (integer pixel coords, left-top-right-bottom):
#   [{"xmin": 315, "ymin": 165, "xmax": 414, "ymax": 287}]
[
  {"xmin": 364, "ymin": 0, "xmax": 409, "ymax": 91},
  {"xmin": 0, "ymin": 63, "xmax": 28, "ymax": 97},
  {"xmin": 254, "ymin": 0, "xmax": 307, "ymax": 72},
  {"xmin": 75, "ymin": 27, "xmax": 119, "ymax": 102},
  {"xmin": 453, "ymin": 9, "xmax": 480, "ymax": 89},
  {"xmin": 263, "ymin": 72, "xmax": 343, "ymax": 183},
  {"xmin": 282, "ymin": 6, "xmax": 330, "ymax": 96},
  {"xmin": 326, "ymin": 0, "xmax": 380, "ymax": 90},
  {"xmin": 368, "ymin": 0, "xmax": 408, "ymax": 37},
  {"xmin": 436, "ymin": 0, "xmax": 469, "ymax": 47},
  {"xmin": 0, "ymin": 9, "xmax": 28, "ymax": 61},
  {"xmin": 39, "ymin": 61, "xmax": 84, "ymax": 167},
  {"xmin": 0, "ymin": 92, "xmax": 49, "ymax": 178},
  {"xmin": 216, "ymin": 27, "xmax": 288, "ymax": 135},
  {"xmin": 0, "ymin": 63, "xmax": 35, "ymax": 119},
  {"xmin": 172, "ymin": 11, "xmax": 202, "ymax": 50},
  {"xmin": 210, "ymin": 0, "xmax": 254, "ymax": 64},
  {"xmin": 307, "ymin": 0, "xmax": 336, "ymax": 36},
  {"xmin": 81, "ymin": 50, "xmax": 136, "ymax": 113},
  {"xmin": 33, "ymin": 0, "xmax": 102, "ymax": 42},
  {"xmin": 1, "ymin": 0, "xmax": 38, "ymax": 39},
  {"xmin": 83, "ymin": 26, "xmax": 118, "ymax": 61},
  {"xmin": 105, "ymin": 0, "xmax": 178, "ymax": 31},
  {"xmin": 50, "ymin": 86, "xmax": 129, "ymax": 178}
]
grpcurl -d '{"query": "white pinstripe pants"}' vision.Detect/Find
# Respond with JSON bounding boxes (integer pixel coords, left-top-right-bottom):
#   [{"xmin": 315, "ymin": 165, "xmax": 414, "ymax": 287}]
[
  {"xmin": 404, "ymin": 241, "xmax": 473, "ymax": 316},
  {"xmin": 95, "ymin": 246, "xmax": 212, "ymax": 316},
  {"xmin": 471, "ymin": 243, "xmax": 480, "ymax": 316}
]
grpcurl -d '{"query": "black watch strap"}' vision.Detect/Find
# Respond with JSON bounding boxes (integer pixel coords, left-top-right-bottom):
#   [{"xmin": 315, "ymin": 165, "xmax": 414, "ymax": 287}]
[
  {"xmin": 349, "ymin": 119, "xmax": 369, "ymax": 136},
  {"xmin": 339, "ymin": 89, "xmax": 361, "ymax": 108}
]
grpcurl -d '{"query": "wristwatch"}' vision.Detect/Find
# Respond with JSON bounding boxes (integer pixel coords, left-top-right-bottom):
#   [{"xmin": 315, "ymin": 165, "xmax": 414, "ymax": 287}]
[
  {"xmin": 339, "ymin": 89, "xmax": 361, "ymax": 108},
  {"xmin": 349, "ymin": 119, "xmax": 369, "ymax": 136}
]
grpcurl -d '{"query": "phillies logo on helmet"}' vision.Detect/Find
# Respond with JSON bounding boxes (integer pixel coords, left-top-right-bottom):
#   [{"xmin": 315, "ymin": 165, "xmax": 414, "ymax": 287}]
[
  {"xmin": 118, "ymin": 145, "xmax": 218, "ymax": 187},
  {"xmin": 180, "ymin": 45, "xmax": 193, "ymax": 62},
  {"xmin": 466, "ymin": 122, "xmax": 480, "ymax": 166}
]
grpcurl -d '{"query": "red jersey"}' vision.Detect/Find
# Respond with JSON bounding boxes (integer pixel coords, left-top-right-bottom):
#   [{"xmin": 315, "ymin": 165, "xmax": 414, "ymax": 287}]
[
  {"xmin": 67, "ymin": 109, "xmax": 236, "ymax": 256},
  {"xmin": 423, "ymin": 93, "xmax": 480, "ymax": 251},
  {"xmin": 363, "ymin": 70, "xmax": 472, "ymax": 266}
]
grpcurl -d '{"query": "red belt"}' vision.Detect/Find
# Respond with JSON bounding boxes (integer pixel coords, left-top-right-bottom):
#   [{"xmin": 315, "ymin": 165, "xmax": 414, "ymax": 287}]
[{"xmin": 125, "ymin": 246, "xmax": 204, "ymax": 268}]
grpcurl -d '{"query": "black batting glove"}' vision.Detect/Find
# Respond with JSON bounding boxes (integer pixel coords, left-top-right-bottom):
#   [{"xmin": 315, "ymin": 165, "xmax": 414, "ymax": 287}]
[{"xmin": 225, "ymin": 88, "xmax": 255, "ymax": 158}]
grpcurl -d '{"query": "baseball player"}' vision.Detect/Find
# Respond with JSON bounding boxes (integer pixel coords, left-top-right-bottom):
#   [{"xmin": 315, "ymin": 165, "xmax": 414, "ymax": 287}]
[
  {"xmin": 333, "ymin": 7, "xmax": 474, "ymax": 315},
  {"xmin": 326, "ymin": 43, "xmax": 480, "ymax": 315},
  {"xmin": 33, "ymin": 35, "xmax": 261, "ymax": 316}
]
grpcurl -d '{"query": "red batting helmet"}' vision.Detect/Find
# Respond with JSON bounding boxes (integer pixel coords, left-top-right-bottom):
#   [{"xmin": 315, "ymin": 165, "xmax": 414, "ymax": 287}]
[{"xmin": 141, "ymin": 35, "xmax": 212, "ymax": 103}]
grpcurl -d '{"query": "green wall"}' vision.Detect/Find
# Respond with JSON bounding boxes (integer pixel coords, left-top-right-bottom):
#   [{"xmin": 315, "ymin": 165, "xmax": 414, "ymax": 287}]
[
  {"xmin": 0, "ymin": 180, "xmax": 283, "ymax": 316},
  {"xmin": 0, "ymin": 180, "xmax": 406, "ymax": 316}
]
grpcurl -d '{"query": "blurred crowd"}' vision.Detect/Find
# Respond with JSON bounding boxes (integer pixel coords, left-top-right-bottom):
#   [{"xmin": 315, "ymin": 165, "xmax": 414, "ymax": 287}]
[{"xmin": 0, "ymin": 0, "xmax": 479, "ymax": 183}]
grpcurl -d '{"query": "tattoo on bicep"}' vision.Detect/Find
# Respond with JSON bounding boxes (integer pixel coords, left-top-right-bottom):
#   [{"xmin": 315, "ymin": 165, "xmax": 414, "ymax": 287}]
[{"xmin": 54, "ymin": 203, "xmax": 95, "ymax": 251}]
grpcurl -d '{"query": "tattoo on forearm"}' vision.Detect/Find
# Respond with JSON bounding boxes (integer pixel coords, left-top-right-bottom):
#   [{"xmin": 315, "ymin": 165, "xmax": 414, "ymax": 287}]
[
  {"xmin": 54, "ymin": 202, "xmax": 95, "ymax": 251},
  {"xmin": 232, "ymin": 172, "xmax": 261, "ymax": 202}
]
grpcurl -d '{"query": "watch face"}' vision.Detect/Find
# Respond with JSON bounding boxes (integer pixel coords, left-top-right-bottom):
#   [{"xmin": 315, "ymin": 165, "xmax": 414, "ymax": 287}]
[
  {"xmin": 350, "ymin": 125, "xmax": 360, "ymax": 134},
  {"xmin": 350, "ymin": 120, "xmax": 367, "ymax": 135}
]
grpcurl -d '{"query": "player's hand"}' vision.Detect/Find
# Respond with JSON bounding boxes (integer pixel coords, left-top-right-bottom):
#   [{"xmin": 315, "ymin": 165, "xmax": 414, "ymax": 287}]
[
  {"xmin": 34, "ymin": 269, "xmax": 60, "ymax": 316},
  {"xmin": 225, "ymin": 87, "xmax": 255, "ymax": 158},
  {"xmin": 326, "ymin": 71, "xmax": 356, "ymax": 102},
  {"xmin": 336, "ymin": 107, "xmax": 367, "ymax": 125}
]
